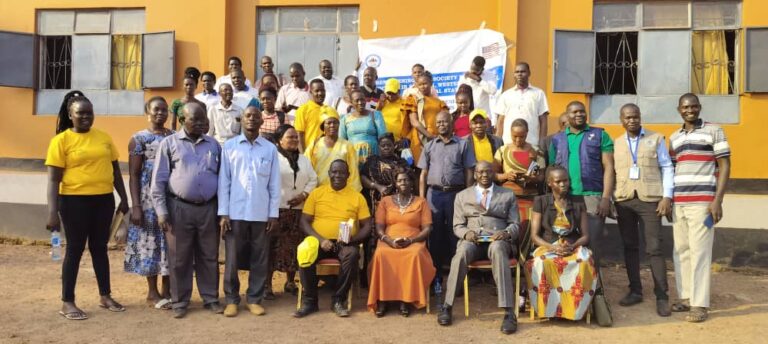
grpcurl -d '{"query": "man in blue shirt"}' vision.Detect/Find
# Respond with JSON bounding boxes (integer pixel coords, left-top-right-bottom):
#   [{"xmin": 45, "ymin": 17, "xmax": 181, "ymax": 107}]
[{"xmin": 218, "ymin": 105, "xmax": 281, "ymax": 317}]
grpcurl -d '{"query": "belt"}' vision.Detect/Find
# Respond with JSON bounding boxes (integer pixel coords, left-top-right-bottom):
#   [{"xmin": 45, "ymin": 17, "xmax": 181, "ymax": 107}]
[
  {"xmin": 430, "ymin": 185, "xmax": 464, "ymax": 192},
  {"xmin": 169, "ymin": 193, "xmax": 216, "ymax": 206}
]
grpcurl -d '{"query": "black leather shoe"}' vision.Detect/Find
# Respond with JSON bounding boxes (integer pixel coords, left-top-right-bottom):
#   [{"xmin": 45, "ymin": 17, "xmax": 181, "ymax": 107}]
[
  {"xmin": 375, "ymin": 301, "xmax": 387, "ymax": 318},
  {"xmin": 501, "ymin": 311, "xmax": 518, "ymax": 334},
  {"xmin": 173, "ymin": 307, "xmax": 187, "ymax": 319},
  {"xmin": 619, "ymin": 293, "xmax": 643, "ymax": 306},
  {"xmin": 204, "ymin": 302, "xmax": 224, "ymax": 314},
  {"xmin": 399, "ymin": 302, "xmax": 410, "ymax": 317},
  {"xmin": 437, "ymin": 305, "xmax": 452, "ymax": 326},
  {"xmin": 332, "ymin": 301, "xmax": 350, "ymax": 317},
  {"xmin": 656, "ymin": 299, "xmax": 672, "ymax": 317},
  {"xmin": 292, "ymin": 303, "xmax": 319, "ymax": 318}
]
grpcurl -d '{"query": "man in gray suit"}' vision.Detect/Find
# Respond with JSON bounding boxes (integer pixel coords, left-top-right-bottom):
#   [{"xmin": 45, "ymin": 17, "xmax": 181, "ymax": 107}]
[{"xmin": 437, "ymin": 160, "xmax": 520, "ymax": 334}]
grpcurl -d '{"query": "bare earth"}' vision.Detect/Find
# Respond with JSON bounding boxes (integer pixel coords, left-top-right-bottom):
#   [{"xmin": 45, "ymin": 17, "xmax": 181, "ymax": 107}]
[{"xmin": 0, "ymin": 244, "xmax": 765, "ymax": 344}]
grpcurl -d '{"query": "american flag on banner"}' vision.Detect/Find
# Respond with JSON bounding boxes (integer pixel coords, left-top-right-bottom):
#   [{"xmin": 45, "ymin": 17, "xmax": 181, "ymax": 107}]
[{"xmin": 482, "ymin": 43, "xmax": 501, "ymax": 59}]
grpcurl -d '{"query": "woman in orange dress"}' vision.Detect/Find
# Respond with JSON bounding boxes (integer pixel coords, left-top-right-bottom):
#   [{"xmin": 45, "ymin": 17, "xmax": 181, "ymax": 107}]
[
  {"xmin": 402, "ymin": 72, "xmax": 448, "ymax": 163},
  {"xmin": 367, "ymin": 169, "xmax": 435, "ymax": 317}
]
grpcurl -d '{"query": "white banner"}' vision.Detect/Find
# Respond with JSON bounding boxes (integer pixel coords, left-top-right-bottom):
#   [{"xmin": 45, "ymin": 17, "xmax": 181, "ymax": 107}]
[{"xmin": 358, "ymin": 29, "xmax": 507, "ymax": 114}]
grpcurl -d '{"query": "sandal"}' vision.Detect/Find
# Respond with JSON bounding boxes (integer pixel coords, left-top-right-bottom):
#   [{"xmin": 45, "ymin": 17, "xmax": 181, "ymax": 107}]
[
  {"xmin": 671, "ymin": 299, "xmax": 690, "ymax": 312},
  {"xmin": 99, "ymin": 299, "xmax": 126, "ymax": 312},
  {"xmin": 59, "ymin": 310, "xmax": 88, "ymax": 320},
  {"xmin": 154, "ymin": 298, "xmax": 172, "ymax": 310},
  {"xmin": 686, "ymin": 307, "xmax": 708, "ymax": 323}
]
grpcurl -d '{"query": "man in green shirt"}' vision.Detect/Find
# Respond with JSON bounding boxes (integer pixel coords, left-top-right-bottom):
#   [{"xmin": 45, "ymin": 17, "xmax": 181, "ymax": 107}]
[{"xmin": 548, "ymin": 100, "xmax": 615, "ymax": 267}]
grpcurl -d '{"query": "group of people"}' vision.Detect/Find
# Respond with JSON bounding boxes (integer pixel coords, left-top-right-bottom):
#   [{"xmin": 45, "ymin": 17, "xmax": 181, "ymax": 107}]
[{"xmin": 45, "ymin": 54, "xmax": 730, "ymax": 334}]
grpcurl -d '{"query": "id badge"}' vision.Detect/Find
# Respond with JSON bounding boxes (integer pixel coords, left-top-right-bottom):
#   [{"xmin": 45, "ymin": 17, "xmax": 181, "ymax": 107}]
[{"xmin": 629, "ymin": 165, "xmax": 640, "ymax": 180}]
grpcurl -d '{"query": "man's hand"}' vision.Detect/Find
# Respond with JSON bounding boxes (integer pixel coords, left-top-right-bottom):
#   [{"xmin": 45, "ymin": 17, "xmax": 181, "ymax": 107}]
[
  {"xmin": 491, "ymin": 231, "xmax": 510, "ymax": 241},
  {"xmin": 320, "ymin": 239, "xmax": 335, "ymax": 252},
  {"xmin": 130, "ymin": 206, "xmax": 143, "ymax": 226},
  {"xmin": 219, "ymin": 215, "xmax": 231, "ymax": 238},
  {"xmin": 596, "ymin": 197, "xmax": 612, "ymax": 218},
  {"xmin": 709, "ymin": 200, "xmax": 724, "ymax": 224},
  {"xmin": 266, "ymin": 218, "xmax": 279, "ymax": 234},
  {"xmin": 158, "ymin": 215, "xmax": 173, "ymax": 234},
  {"xmin": 656, "ymin": 198, "xmax": 672, "ymax": 217},
  {"xmin": 464, "ymin": 230, "xmax": 478, "ymax": 244}
]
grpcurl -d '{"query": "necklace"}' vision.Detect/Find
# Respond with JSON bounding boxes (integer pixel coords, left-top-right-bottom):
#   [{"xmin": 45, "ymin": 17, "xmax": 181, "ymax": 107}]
[{"xmin": 395, "ymin": 193, "xmax": 414, "ymax": 215}]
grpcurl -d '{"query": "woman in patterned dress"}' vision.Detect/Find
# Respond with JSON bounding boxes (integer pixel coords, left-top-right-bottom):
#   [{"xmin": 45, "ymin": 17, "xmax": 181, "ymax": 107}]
[
  {"xmin": 125, "ymin": 96, "xmax": 174, "ymax": 309},
  {"xmin": 525, "ymin": 165, "xmax": 597, "ymax": 320}
]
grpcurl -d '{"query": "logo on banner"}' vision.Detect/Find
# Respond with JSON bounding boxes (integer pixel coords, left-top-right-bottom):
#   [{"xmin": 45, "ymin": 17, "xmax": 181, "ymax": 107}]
[
  {"xmin": 482, "ymin": 43, "xmax": 501, "ymax": 59},
  {"xmin": 365, "ymin": 54, "xmax": 382, "ymax": 68}
]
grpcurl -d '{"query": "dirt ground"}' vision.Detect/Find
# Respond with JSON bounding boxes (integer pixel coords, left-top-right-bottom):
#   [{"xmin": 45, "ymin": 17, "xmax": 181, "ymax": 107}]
[{"xmin": 0, "ymin": 244, "xmax": 765, "ymax": 344}]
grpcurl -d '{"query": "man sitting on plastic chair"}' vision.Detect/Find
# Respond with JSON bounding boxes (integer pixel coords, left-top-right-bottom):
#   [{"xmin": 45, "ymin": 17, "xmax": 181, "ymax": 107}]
[
  {"xmin": 293, "ymin": 159, "xmax": 372, "ymax": 318},
  {"xmin": 437, "ymin": 161, "xmax": 520, "ymax": 334}
]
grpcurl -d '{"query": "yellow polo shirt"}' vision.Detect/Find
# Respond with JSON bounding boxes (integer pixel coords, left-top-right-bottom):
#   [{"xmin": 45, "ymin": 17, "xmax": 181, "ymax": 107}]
[
  {"xmin": 294, "ymin": 101, "xmax": 338, "ymax": 147},
  {"xmin": 45, "ymin": 128, "xmax": 119, "ymax": 195},
  {"xmin": 302, "ymin": 184, "xmax": 370, "ymax": 240},
  {"xmin": 472, "ymin": 134, "xmax": 494, "ymax": 163},
  {"xmin": 381, "ymin": 99, "xmax": 404, "ymax": 141}
]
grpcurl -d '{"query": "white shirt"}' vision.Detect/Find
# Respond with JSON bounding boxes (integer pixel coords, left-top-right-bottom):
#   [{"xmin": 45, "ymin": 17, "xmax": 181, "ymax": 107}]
[
  {"xmin": 214, "ymin": 75, "xmax": 252, "ymax": 91},
  {"xmin": 195, "ymin": 91, "xmax": 220, "ymax": 110},
  {"xmin": 474, "ymin": 184, "xmax": 494, "ymax": 209},
  {"xmin": 334, "ymin": 97, "xmax": 353, "ymax": 115},
  {"xmin": 277, "ymin": 152, "xmax": 318, "ymax": 209},
  {"xmin": 207, "ymin": 102, "xmax": 244, "ymax": 145},
  {"xmin": 458, "ymin": 71, "xmax": 498, "ymax": 125},
  {"xmin": 276, "ymin": 83, "xmax": 312, "ymax": 123},
  {"xmin": 232, "ymin": 86, "xmax": 260, "ymax": 111},
  {"xmin": 314, "ymin": 75, "xmax": 344, "ymax": 107},
  {"xmin": 495, "ymin": 84, "xmax": 549, "ymax": 146}
]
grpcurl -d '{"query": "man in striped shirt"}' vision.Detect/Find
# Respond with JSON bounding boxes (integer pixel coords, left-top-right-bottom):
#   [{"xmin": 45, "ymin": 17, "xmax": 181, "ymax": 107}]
[{"xmin": 669, "ymin": 93, "xmax": 731, "ymax": 323}]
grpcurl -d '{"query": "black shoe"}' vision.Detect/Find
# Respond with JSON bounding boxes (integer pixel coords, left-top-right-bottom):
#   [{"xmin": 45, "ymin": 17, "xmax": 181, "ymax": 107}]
[
  {"xmin": 332, "ymin": 301, "xmax": 350, "ymax": 317},
  {"xmin": 656, "ymin": 299, "xmax": 671, "ymax": 317},
  {"xmin": 399, "ymin": 302, "xmax": 410, "ymax": 317},
  {"xmin": 292, "ymin": 303, "xmax": 319, "ymax": 318},
  {"xmin": 437, "ymin": 305, "xmax": 452, "ymax": 326},
  {"xmin": 619, "ymin": 293, "xmax": 643, "ymax": 307},
  {"xmin": 375, "ymin": 301, "xmax": 387, "ymax": 318},
  {"xmin": 204, "ymin": 302, "xmax": 224, "ymax": 314},
  {"xmin": 173, "ymin": 307, "xmax": 187, "ymax": 319},
  {"xmin": 501, "ymin": 311, "xmax": 518, "ymax": 334}
]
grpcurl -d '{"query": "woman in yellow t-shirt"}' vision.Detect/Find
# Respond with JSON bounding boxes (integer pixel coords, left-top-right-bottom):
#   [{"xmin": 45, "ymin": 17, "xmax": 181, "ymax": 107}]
[{"xmin": 45, "ymin": 95, "xmax": 130, "ymax": 320}]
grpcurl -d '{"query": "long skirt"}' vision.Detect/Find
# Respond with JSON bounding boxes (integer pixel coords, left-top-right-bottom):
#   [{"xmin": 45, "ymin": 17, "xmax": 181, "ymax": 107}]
[
  {"xmin": 525, "ymin": 242, "xmax": 597, "ymax": 320},
  {"xmin": 269, "ymin": 208, "xmax": 304, "ymax": 273},
  {"xmin": 367, "ymin": 241, "xmax": 436, "ymax": 311},
  {"xmin": 124, "ymin": 208, "xmax": 169, "ymax": 277}
]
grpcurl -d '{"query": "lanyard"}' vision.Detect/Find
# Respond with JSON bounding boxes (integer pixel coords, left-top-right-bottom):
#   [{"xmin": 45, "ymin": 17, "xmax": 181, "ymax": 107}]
[{"xmin": 627, "ymin": 134, "xmax": 639, "ymax": 166}]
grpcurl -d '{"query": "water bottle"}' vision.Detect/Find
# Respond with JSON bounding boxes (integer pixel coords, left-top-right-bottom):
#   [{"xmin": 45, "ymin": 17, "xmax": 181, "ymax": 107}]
[{"xmin": 51, "ymin": 228, "xmax": 62, "ymax": 261}]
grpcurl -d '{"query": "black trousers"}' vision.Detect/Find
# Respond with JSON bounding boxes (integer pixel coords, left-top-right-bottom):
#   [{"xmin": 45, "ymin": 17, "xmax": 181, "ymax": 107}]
[
  {"xmin": 59, "ymin": 193, "xmax": 115, "ymax": 302},
  {"xmin": 298, "ymin": 244, "xmax": 359, "ymax": 305},
  {"xmin": 223, "ymin": 220, "xmax": 269, "ymax": 305},
  {"xmin": 615, "ymin": 197, "xmax": 669, "ymax": 299}
]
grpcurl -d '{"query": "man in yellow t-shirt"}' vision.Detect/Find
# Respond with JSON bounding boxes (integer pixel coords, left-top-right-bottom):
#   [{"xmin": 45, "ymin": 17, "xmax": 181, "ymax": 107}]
[
  {"xmin": 295, "ymin": 79, "xmax": 338, "ymax": 151},
  {"xmin": 295, "ymin": 159, "xmax": 371, "ymax": 318},
  {"xmin": 381, "ymin": 78, "xmax": 405, "ymax": 142},
  {"xmin": 466, "ymin": 109, "xmax": 503, "ymax": 164}
]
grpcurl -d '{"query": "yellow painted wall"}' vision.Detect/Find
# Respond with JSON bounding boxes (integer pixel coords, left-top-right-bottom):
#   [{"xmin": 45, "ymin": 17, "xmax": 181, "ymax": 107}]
[{"xmin": 0, "ymin": 0, "xmax": 763, "ymax": 179}]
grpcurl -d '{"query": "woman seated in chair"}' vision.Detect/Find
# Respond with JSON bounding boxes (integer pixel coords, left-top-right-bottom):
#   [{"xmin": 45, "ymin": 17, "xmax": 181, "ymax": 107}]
[
  {"xmin": 367, "ymin": 168, "xmax": 435, "ymax": 317},
  {"xmin": 525, "ymin": 165, "xmax": 597, "ymax": 321}
]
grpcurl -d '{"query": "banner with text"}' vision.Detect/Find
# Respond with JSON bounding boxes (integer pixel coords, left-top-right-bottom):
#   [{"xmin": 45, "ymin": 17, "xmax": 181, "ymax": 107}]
[{"xmin": 358, "ymin": 29, "xmax": 507, "ymax": 112}]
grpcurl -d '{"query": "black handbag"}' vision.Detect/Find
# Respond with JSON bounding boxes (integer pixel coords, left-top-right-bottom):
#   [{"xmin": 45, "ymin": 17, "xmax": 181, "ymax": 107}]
[{"xmin": 592, "ymin": 271, "xmax": 613, "ymax": 327}]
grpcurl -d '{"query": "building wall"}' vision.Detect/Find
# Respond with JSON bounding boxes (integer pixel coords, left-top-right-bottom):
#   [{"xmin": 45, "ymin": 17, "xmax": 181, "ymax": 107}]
[{"xmin": 0, "ymin": 0, "xmax": 764, "ymax": 179}]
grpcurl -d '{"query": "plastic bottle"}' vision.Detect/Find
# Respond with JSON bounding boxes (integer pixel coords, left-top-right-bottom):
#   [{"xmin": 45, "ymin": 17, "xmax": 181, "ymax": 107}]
[{"xmin": 51, "ymin": 229, "xmax": 62, "ymax": 261}]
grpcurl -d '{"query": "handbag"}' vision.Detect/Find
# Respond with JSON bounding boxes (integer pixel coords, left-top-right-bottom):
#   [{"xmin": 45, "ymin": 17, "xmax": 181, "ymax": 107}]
[{"xmin": 592, "ymin": 271, "xmax": 613, "ymax": 327}]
